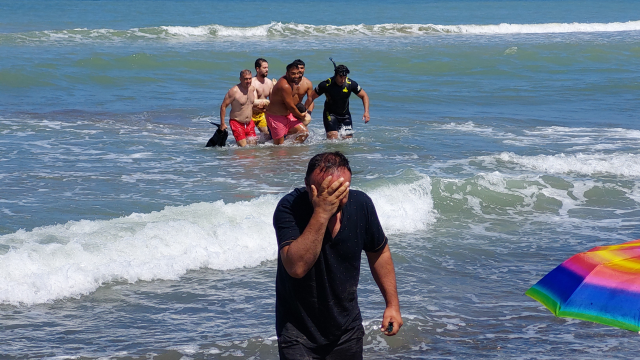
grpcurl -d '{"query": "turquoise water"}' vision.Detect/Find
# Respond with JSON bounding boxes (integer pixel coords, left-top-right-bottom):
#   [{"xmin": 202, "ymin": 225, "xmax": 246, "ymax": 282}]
[{"xmin": 1, "ymin": 0, "xmax": 640, "ymax": 358}]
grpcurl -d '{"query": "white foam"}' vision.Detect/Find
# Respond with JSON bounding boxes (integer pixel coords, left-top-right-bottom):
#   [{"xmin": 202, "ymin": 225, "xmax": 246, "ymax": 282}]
[
  {"xmin": 12, "ymin": 20, "xmax": 640, "ymax": 43},
  {"xmin": 429, "ymin": 20, "xmax": 640, "ymax": 34},
  {"xmin": 629, "ymin": 184, "xmax": 640, "ymax": 204},
  {"xmin": 366, "ymin": 177, "xmax": 436, "ymax": 234},
  {"xmin": 524, "ymin": 126, "xmax": 640, "ymax": 140},
  {"xmin": 436, "ymin": 121, "xmax": 503, "ymax": 136},
  {"xmin": 494, "ymin": 152, "xmax": 640, "ymax": 177},
  {"xmin": 0, "ymin": 196, "xmax": 279, "ymax": 305},
  {"xmin": 161, "ymin": 25, "xmax": 212, "ymax": 37},
  {"xmin": 0, "ymin": 179, "xmax": 435, "ymax": 305}
]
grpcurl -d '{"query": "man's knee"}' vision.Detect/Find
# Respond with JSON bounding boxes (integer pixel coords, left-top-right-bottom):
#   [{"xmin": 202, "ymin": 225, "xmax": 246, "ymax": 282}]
[
  {"xmin": 290, "ymin": 124, "xmax": 308, "ymax": 135},
  {"xmin": 326, "ymin": 131, "xmax": 339, "ymax": 140}
]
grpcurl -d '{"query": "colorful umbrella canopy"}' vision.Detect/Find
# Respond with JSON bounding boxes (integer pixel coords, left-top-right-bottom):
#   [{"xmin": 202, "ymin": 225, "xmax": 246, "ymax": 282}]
[{"xmin": 526, "ymin": 239, "xmax": 640, "ymax": 331}]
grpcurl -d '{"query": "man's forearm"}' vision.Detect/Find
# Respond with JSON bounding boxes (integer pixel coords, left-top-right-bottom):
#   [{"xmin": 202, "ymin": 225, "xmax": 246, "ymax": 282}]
[
  {"xmin": 281, "ymin": 176, "xmax": 349, "ymax": 278},
  {"xmin": 286, "ymin": 100, "xmax": 305, "ymax": 120},
  {"xmin": 219, "ymin": 106, "xmax": 226, "ymax": 126},
  {"xmin": 362, "ymin": 93, "xmax": 370, "ymax": 113},
  {"xmin": 368, "ymin": 244, "xmax": 400, "ymax": 307},
  {"xmin": 304, "ymin": 91, "xmax": 319, "ymax": 112},
  {"xmin": 280, "ymin": 211, "xmax": 331, "ymax": 278}
]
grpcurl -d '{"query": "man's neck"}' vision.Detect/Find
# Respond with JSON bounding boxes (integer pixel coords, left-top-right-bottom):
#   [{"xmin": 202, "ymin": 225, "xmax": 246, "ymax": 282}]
[
  {"xmin": 328, "ymin": 211, "xmax": 342, "ymax": 238},
  {"xmin": 256, "ymin": 74, "xmax": 267, "ymax": 83}
]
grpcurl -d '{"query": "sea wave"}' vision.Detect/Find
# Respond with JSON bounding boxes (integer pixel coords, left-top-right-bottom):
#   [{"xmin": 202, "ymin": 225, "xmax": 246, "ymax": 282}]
[
  {"xmin": 0, "ymin": 179, "xmax": 435, "ymax": 305},
  {"xmin": 493, "ymin": 152, "xmax": 640, "ymax": 177},
  {"xmin": 3, "ymin": 20, "xmax": 640, "ymax": 44}
]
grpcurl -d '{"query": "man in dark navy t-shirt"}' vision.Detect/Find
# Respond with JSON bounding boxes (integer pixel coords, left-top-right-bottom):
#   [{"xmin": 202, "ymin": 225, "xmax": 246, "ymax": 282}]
[
  {"xmin": 273, "ymin": 152, "xmax": 402, "ymax": 359},
  {"xmin": 305, "ymin": 63, "xmax": 370, "ymax": 140}
]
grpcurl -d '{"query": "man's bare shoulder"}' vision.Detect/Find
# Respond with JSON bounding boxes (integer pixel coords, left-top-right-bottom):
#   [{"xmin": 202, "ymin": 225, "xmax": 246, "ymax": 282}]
[
  {"xmin": 226, "ymin": 85, "xmax": 239, "ymax": 97},
  {"xmin": 274, "ymin": 77, "xmax": 291, "ymax": 90},
  {"xmin": 301, "ymin": 77, "xmax": 313, "ymax": 90}
]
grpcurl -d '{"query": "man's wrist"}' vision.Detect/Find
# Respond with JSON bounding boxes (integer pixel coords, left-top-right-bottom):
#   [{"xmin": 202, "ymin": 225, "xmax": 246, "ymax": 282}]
[
  {"xmin": 310, "ymin": 209, "xmax": 333, "ymax": 225},
  {"xmin": 386, "ymin": 302, "xmax": 400, "ymax": 309}
]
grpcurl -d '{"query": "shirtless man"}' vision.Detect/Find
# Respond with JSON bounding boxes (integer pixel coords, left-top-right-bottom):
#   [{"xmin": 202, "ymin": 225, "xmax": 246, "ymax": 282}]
[
  {"xmin": 265, "ymin": 62, "xmax": 309, "ymax": 145},
  {"xmin": 291, "ymin": 59, "xmax": 314, "ymax": 126},
  {"xmin": 251, "ymin": 58, "xmax": 273, "ymax": 135},
  {"xmin": 219, "ymin": 69, "xmax": 257, "ymax": 147}
]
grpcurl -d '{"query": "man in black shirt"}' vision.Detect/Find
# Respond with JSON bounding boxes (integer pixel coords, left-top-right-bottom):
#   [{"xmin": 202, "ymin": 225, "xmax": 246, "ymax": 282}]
[
  {"xmin": 305, "ymin": 63, "xmax": 370, "ymax": 140},
  {"xmin": 273, "ymin": 152, "xmax": 402, "ymax": 359}
]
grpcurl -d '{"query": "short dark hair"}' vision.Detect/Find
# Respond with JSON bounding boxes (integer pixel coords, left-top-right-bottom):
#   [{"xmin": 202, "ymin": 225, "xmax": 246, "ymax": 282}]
[
  {"xmin": 240, "ymin": 69, "xmax": 252, "ymax": 78},
  {"xmin": 293, "ymin": 59, "xmax": 305, "ymax": 67},
  {"xmin": 305, "ymin": 152, "xmax": 352, "ymax": 183},
  {"xmin": 334, "ymin": 64, "xmax": 350, "ymax": 76},
  {"xmin": 286, "ymin": 62, "xmax": 299, "ymax": 72},
  {"xmin": 255, "ymin": 58, "xmax": 267, "ymax": 69}
]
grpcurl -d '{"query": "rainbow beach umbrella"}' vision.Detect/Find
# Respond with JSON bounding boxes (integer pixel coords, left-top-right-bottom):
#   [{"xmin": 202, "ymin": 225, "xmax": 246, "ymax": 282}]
[{"xmin": 526, "ymin": 239, "xmax": 640, "ymax": 331}]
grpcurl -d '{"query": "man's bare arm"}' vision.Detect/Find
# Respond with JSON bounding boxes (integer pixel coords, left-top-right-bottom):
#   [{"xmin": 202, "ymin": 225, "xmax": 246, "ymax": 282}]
[
  {"xmin": 304, "ymin": 90, "xmax": 321, "ymax": 112},
  {"xmin": 267, "ymin": 80, "xmax": 274, "ymax": 97},
  {"xmin": 281, "ymin": 82, "xmax": 306, "ymax": 120},
  {"xmin": 367, "ymin": 244, "xmax": 403, "ymax": 336},
  {"xmin": 356, "ymin": 89, "xmax": 370, "ymax": 123},
  {"xmin": 305, "ymin": 84, "xmax": 316, "ymax": 113},
  {"xmin": 219, "ymin": 89, "xmax": 234, "ymax": 131},
  {"xmin": 251, "ymin": 87, "xmax": 262, "ymax": 111},
  {"xmin": 280, "ymin": 176, "xmax": 350, "ymax": 278}
]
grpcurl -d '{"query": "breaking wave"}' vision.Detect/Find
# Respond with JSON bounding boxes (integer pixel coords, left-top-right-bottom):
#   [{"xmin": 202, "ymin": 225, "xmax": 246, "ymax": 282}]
[{"xmin": 3, "ymin": 20, "xmax": 640, "ymax": 44}]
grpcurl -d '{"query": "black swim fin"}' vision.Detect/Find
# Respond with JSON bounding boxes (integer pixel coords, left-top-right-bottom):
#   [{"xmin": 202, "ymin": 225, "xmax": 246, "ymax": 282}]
[{"xmin": 205, "ymin": 122, "xmax": 228, "ymax": 147}]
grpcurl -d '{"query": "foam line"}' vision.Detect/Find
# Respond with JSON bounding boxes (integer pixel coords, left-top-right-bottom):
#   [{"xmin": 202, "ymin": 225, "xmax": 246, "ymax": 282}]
[
  {"xmin": 4, "ymin": 20, "xmax": 640, "ymax": 43},
  {"xmin": 0, "ymin": 179, "xmax": 435, "ymax": 305}
]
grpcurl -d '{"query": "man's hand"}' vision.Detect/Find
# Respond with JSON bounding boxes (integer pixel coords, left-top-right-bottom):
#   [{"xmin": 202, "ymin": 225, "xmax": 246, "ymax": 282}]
[
  {"xmin": 279, "ymin": 175, "xmax": 350, "ymax": 279},
  {"xmin": 363, "ymin": 111, "xmax": 370, "ymax": 123},
  {"xmin": 220, "ymin": 122, "xmax": 227, "ymax": 131},
  {"xmin": 295, "ymin": 111, "xmax": 307, "ymax": 122},
  {"xmin": 309, "ymin": 175, "xmax": 350, "ymax": 220},
  {"xmin": 381, "ymin": 305, "xmax": 403, "ymax": 336}
]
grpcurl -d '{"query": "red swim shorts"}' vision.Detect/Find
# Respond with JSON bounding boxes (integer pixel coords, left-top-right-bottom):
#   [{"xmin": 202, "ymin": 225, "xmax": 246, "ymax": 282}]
[
  {"xmin": 266, "ymin": 113, "xmax": 302, "ymax": 140},
  {"xmin": 229, "ymin": 119, "xmax": 256, "ymax": 141}
]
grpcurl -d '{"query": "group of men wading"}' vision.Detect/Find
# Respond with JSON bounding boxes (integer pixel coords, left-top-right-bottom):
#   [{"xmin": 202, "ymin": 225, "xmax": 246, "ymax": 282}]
[{"xmin": 219, "ymin": 58, "xmax": 370, "ymax": 147}]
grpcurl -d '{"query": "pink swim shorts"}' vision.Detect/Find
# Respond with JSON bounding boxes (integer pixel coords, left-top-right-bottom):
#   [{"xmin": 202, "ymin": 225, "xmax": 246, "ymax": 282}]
[{"xmin": 266, "ymin": 113, "xmax": 302, "ymax": 140}]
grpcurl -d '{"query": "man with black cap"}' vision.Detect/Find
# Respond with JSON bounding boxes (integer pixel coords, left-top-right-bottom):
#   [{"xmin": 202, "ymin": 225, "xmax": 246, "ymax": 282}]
[{"xmin": 305, "ymin": 59, "xmax": 370, "ymax": 139}]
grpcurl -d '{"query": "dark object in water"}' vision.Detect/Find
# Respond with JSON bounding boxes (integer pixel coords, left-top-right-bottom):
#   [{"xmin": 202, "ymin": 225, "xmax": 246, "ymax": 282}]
[
  {"xmin": 386, "ymin": 322, "xmax": 393, "ymax": 334},
  {"xmin": 206, "ymin": 122, "xmax": 228, "ymax": 147},
  {"xmin": 296, "ymin": 103, "xmax": 306, "ymax": 114}
]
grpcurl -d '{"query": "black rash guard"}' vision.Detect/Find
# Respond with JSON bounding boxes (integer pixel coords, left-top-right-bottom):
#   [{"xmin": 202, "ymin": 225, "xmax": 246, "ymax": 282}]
[{"xmin": 314, "ymin": 77, "xmax": 362, "ymax": 116}]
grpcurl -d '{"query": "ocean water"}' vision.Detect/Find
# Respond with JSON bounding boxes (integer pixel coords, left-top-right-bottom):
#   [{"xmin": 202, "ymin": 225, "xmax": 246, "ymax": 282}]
[{"xmin": 1, "ymin": 0, "xmax": 640, "ymax": 358}]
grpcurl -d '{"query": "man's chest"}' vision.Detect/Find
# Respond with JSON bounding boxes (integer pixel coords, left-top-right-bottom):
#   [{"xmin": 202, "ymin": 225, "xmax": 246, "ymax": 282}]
[
  {"xmin": 232, "ymin": 91, "xmax": 253, "ymax": 107},
  {"xmin": 326, "ymin": 85, "xmax": 350, "ymax": 101},
  {"xmin": 321, "ymin": 223, "xmax": 363, "ymax": 264},
  {"xmin": 255, "ymin": 82, "xmax": 271, "ymax": 98}
]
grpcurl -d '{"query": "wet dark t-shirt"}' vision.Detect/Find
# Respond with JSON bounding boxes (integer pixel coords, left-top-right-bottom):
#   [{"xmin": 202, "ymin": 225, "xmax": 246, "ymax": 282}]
[
  {"xmin": 273, "ymin": 188, "xmax": 387, "ymax": 345},
  {"xmin": 314, "ymin": 77, "xmax": 362, "ymax": 116}
]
